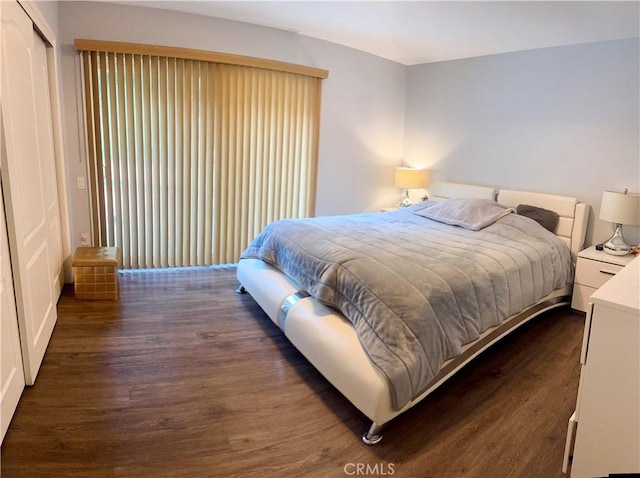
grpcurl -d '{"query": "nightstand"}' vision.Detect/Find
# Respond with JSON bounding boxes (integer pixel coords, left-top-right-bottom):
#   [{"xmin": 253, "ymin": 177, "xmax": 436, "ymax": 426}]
[
  {"xmin": 381, "ymin": 207, "xmax": 400, "ymax": 212},
  {"xmin": 571, "ymin": 246, "xmax": 636, "ymax": 312}
]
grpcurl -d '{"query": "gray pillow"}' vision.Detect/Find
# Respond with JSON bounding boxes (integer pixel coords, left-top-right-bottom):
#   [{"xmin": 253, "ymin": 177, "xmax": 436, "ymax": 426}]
[
  {"xmin": 516, "ymin": 204, "xmax": 559, "ymax": 232},
  {"xmin": 413, "ymin": 198, "xmax": 514, "ymax": 231}
]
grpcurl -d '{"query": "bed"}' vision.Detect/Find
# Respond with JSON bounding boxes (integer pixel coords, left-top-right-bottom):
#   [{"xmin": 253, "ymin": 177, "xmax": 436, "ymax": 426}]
[{"xmin": 236, "ymin": 182, "xmax": 590, "ymax": 444}]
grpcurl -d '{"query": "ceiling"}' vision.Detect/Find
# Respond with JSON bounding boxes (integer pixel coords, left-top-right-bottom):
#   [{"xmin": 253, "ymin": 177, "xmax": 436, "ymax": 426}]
[{"xmin": 113, "ymin": 1, "xmax": 639, "ymax": 65}]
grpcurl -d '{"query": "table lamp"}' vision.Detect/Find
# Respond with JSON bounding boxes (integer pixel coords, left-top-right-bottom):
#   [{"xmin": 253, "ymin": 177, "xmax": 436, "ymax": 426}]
[
  {"xmin": 599, "ymin": 189, "xmax": 640, "ymax": 255},
  {"xmin": 395, "ymin": 167, "xmax": 425, "ymax": 208}
]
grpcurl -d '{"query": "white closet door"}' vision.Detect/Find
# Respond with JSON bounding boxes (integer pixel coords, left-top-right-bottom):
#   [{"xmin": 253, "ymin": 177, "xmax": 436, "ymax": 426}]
[
  {"xmin": 0, "ymin": 120, "xmax": 26, "ymax": 443},
  {"xmin": 1, "ymin": 0, "xmax": 58, "ymax": 385},
  {"xmin": 31, "ymin": 24, "xmax": 63, "ymax": 299}
]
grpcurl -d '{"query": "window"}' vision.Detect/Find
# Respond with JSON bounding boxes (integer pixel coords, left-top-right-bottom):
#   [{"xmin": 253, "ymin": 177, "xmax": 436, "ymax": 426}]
[{"xmin": 77, "ymin": 40, "xmax": 327, "ymax": 268}]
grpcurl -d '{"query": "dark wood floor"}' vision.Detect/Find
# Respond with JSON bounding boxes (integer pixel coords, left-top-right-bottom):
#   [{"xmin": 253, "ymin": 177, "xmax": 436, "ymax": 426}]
[{"xmin": 1, "ymin": 266, "xmax": 585, "ymax": 477}]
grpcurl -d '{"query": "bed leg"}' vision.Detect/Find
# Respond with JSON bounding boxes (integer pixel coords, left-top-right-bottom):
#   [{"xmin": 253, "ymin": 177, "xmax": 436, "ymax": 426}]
[
  {"xmin": 362, "ymin": 422, "xmax": 384, "ymax": 445},
  {"xmin": 236, "ymin": 284, "xmax": 247, "ymax": 294}
]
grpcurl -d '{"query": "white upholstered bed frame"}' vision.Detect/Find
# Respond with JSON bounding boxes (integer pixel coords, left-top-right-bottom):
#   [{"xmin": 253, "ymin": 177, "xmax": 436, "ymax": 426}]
[{"xmin": 236, "ymin": 182, "xmax": 590, "ymax": 444}]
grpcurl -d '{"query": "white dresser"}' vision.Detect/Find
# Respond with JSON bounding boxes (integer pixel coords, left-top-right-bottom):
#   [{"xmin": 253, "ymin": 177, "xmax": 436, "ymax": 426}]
[{"xmin": 563, "ymin": 256, "xmax": 640, "ymax": 477}]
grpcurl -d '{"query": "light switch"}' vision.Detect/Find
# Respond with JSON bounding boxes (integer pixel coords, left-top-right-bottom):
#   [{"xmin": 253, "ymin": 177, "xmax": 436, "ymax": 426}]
[{"xmin": 77, "ymin": 177, "xmax": 86, "ymax": 190}]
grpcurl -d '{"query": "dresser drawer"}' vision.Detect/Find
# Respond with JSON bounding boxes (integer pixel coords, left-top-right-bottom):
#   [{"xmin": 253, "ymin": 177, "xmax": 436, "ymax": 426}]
[
  {"xmin": 562, "ymin": 411, "xmax": 578, "ymax": 474},
  {"xmin": 574, "ymin": 258, "xmax": 625, "ymax": 289}
]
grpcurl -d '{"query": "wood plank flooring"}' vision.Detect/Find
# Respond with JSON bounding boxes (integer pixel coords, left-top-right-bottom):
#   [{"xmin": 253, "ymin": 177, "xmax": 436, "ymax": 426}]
[{"xmin": 1, "ymin": 266, "xmax": 585, "ymax": 477}]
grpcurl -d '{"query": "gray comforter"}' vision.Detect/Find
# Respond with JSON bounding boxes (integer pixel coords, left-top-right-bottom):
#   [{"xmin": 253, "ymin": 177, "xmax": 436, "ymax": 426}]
[{"xmin": 241, "ymin": 204, "xmax": 573, "ymax": 410}]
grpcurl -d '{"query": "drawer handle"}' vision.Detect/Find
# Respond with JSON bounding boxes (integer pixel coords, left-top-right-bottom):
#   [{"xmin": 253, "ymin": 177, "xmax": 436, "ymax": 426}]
[{"xmin": 599, "ymin": 269, "xmax": 617, "ymax": 276}]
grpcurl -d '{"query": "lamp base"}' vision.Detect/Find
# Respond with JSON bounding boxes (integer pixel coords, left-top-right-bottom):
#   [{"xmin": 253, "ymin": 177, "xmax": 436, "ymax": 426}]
[
  {"xmin": 399, "ymin": 190, "xmax": 412, "ymax": 208},
  {"xmin": 603, "ymin": 223, "xmax": 631, "ymax": 255}
]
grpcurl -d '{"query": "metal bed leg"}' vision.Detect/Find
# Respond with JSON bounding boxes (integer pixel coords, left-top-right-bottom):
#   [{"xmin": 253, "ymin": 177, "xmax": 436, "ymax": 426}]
[
  {"xmin": 362, "ymin": 422, "xmax": 384, "ymax": 445},
  {"xmin": 236, "ymin": 284, "xmax": 247, "ymax": 294}
]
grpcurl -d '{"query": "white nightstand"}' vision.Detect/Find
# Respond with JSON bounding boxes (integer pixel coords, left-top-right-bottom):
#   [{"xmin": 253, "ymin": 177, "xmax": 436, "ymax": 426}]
[
  {"xmin": 381, "ymin": 207, "xmax": 400, "ymax": 212},
  {"xmin": 571, "ymin": 245, "xmax": 636, "ymax": 312}
]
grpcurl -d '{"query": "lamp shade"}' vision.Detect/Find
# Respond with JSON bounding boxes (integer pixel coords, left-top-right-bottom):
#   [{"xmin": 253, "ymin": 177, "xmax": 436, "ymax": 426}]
[
  {"xmin": 599, "ymin": 190, "xmax": 640, "ymax": 226},
  {"xmin": 394, "ymin": 167, "xmax": 424, "ymax": 189}
]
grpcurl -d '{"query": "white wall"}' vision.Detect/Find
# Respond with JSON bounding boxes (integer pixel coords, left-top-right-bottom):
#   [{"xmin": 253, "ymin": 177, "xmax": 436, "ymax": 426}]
[
  {"xmin": 32, "ymin": 1, "xmax": 58, "ymax": 36},
  {"xmin": 404, "ymin": 39, "xmax": 640, "ymax": 247},
  {"xmin": 57, "ymin": 1, "xmax": 407, "ymax": 252},
  {"xmin": 57, "ymin": 2, "xmax": 639, "ymax": 252}
]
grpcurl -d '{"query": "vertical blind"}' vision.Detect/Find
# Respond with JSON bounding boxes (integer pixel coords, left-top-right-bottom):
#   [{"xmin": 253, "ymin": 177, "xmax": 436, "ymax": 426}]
[{"xmin": 77, "ymin": 40, "xmax": 327, "ymax": 268}]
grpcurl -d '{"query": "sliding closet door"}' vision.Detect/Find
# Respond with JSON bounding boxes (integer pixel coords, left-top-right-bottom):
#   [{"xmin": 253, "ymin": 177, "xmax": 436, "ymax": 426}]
[
  {"xmin": 0, "ymin": 0, "xmax": 60, "ymax": 385},
  {"xmin": 0, "ymin": 121, "xmax": 26, "ymax": 443},
  {"xmin": 31, "ymin": 18, "xmax": 63, "ymax": 298}
]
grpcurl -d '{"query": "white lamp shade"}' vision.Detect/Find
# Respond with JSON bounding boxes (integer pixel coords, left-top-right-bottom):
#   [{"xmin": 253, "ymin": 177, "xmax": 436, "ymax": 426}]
[
  {"xmin": 599, "ymin": 190, "xmax": 640, "ymax": 226},
  {"xmin": 395, "ymin": 167, "xmax": 425, "ymax": 189}
]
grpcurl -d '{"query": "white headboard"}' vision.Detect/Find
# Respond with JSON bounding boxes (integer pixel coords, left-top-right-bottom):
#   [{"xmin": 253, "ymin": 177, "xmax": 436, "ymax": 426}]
[
  {"xmin": 497, "ymin": 189, "xmax": 590, "ymax": 261},
  {"xmin": 429, "ymin": 182, "xmax": 496, "ymax": 201},
  {"xmin": 428, "ymin": 182, "xmax": 590, "ymax": 261}
]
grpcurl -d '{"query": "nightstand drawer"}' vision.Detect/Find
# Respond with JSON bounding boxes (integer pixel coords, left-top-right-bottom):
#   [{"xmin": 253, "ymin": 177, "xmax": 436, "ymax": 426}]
[
  {"xmin": 571, "ymin": 284, "xmax": 597, "ymax": 313},
  {"xmin": 574, "ymin": 258, "xmax": 625, "ymax": 289}
]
